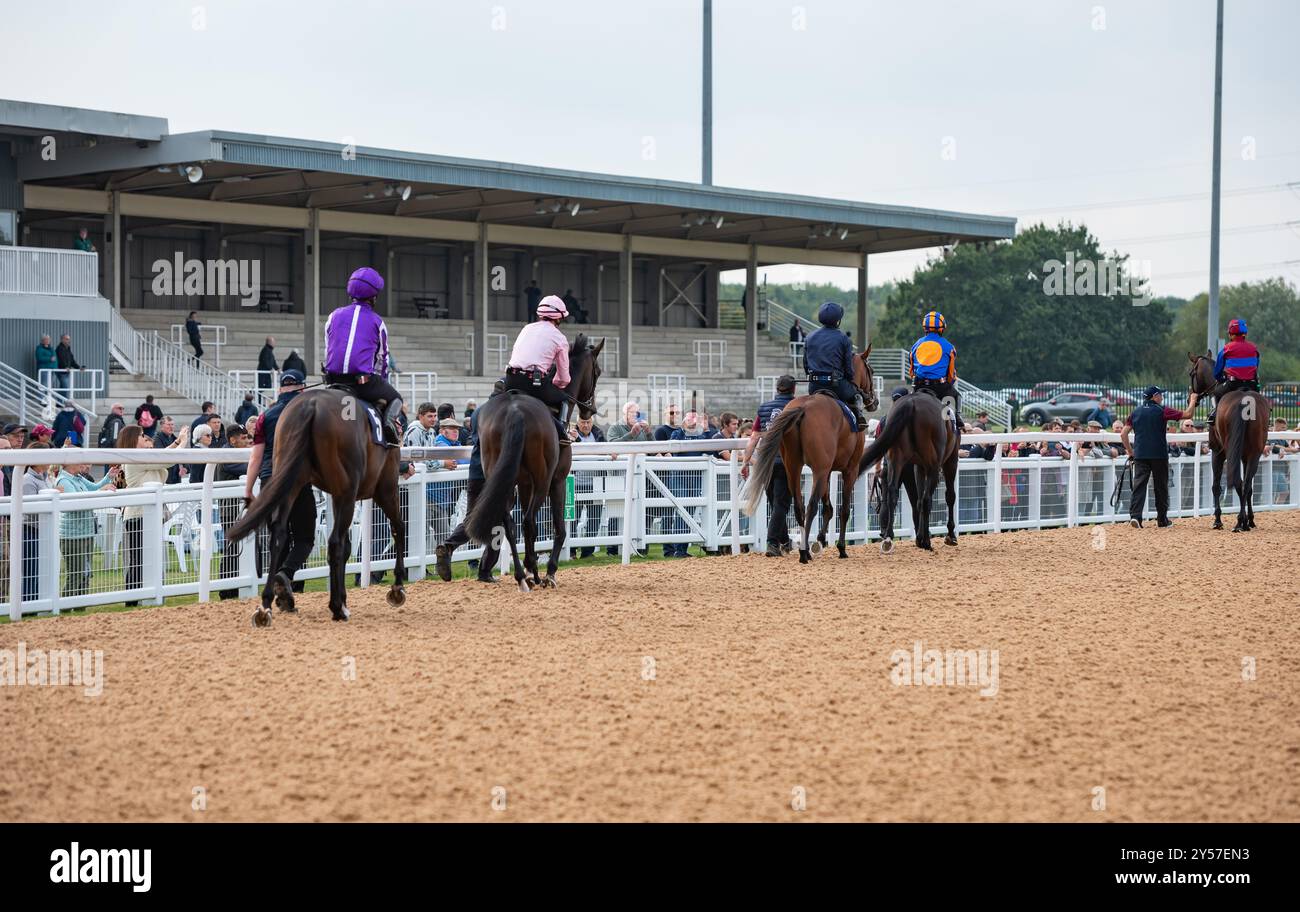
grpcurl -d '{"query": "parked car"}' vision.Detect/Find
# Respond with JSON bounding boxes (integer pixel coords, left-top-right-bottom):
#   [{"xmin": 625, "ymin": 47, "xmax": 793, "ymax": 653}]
[
  {"xmin": 1021, "ymin": 391, "xmax": 1111, "ymax": 426},
  {"xmin": 1027, "ymin": 382, "xmax": 1135, "ymax": 407}
]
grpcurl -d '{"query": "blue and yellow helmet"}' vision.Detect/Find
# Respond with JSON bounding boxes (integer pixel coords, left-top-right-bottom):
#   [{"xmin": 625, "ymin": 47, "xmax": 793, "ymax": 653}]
[{"xmin": 922, "ymin": 311, "xmax": 946, "ymax": 333}]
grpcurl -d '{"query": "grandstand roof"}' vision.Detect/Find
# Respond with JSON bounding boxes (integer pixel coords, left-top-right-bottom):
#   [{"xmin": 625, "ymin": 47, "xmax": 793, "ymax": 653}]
[{"xmin": 7, "ymin": 99, "xmax": 1015, "ymax": 259}]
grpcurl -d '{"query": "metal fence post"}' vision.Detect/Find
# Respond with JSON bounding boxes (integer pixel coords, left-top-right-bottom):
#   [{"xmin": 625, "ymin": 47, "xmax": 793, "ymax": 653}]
[
  {"xmin": 728, "ymin": 453, "xmax": 741, "ymax": 554},
  {"xmin": 144, "ymin": 483, "xmax": 164, "ymax": 605},
  {"xmin": 197, "ymin": 464, "xmax": 215, "ymax": 603},
  {"xmin": 620, "ymin": 454, "xmax": 636, "ymax": 564},
  {"xmin": 359, "ymin": 499, "xmax": 372, "ymax": 587},
  {"xmin": 989, "ymin": 447, "xmax": 1003, "ymax": 533},
  {"xmin": 407, "ymin": 472, "xmax": 427, "ymax": 582},
  {"xmin": 41, "ymin": 487, "xmax": 59, "ymax": 613},
  {"xmin": 1066, "ymin": 446, "xmax": 1080, "ymax": 528}
]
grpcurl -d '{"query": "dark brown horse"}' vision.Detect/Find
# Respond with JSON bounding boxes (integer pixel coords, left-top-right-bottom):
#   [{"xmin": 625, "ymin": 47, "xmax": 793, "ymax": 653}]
[
  {"xmin": 741, "ymin": 347, "xmax": 877, "ymax": 562},
  {"xmin": 1189, "ymin": 352, "xmax": 1270, "ymax": 531},
  {"xmin": 228, "ymin": 388, "xmax": 405, "ymax": 624},
  {"xmin": 463, "ymin": 335, "xmax": 603, "ymax": 591},
  {"xmin": 857, "ymin": 387, "xmax": 961, "ymax": 552}
]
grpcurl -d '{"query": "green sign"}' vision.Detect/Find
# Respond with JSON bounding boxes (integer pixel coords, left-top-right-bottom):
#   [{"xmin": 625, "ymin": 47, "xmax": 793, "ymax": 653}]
[{"xmin": 564, "ymin": 474, "xmax": 576, "ymax": 522}]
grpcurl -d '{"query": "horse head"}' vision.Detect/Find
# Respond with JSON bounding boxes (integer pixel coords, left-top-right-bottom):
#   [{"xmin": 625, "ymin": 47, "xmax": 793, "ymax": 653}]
[
  {"xmin": 1187, "ymin": 349, "xmax": 1215, "ymax": 398},
  {"xmin": 569, "ymin": 334, "xmax": 604, "ymax": 420},
  {"xmin": 853, "ymin": 343, "xmax": 879, "ymax": 412}
]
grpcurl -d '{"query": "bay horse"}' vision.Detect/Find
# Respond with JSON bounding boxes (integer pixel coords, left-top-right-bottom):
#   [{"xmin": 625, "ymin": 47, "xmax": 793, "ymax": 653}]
[
  {"xmin": 228, "ymin": 388, "xmax": 405, "ymax": 624},
  {"xmin": 858, "ymin": 387, "xmax": 960, "ymax": 553},
  {"xmin": 1189, "ymin": 351, "xmax": 1269, "ymax": 531},
  {"xmin": 741, "ymin": 347, "xmax": 877, "ymax": 562},
  {"xmin": 464, "ymin": 335, "xmax": 603, "ymax": 591}
]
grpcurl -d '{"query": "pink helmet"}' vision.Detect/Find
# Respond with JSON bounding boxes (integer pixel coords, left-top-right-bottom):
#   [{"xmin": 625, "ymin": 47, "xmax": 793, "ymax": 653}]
[{"xmin": 536, "ymin": 295, "xmax": 568, "ymax": 321}]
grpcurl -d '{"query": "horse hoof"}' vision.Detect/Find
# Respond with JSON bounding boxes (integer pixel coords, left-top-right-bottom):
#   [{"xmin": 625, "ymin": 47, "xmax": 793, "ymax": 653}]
[
  {"xmin": 544, "ymin": 575, "xmax": 558, "ymax": 589},
  {"xmin": 1212, "ymin": 521, "xmax": 1223, "ymax": 530},
  {"xmin": 799, "ymin": 550, "xmax": 811, "ymax": 564},
  {"xmin": 944, "ymin": 535, "xmax": 958, "ymax": 547},
  {"xmin": 880, "ymin": 539, "xmax": 894, "ymax": 554},
  {"xmin": 386, "ymin": 586, "xmax": 406, "ymax": 607},
  {"xmin": 809, "ymin": 541, "xmax": 823, "ymax": 557},
  {"xmin": 518, "ymin": 578, "xmax": 531, "ymax": 593},
  {"xmin": 477, "ymin": 576, "xmax": 498, "ymax": 585},
  {"xmin": 251, "ymin": 608, "xmax": 272, "ymax": 628},
  {"xmin": 837, "ymin": 549, "xmax": 849, "ymax": 560},
  {"xmin": 331, "ymin": 605, "xmax": 350, "ymax": 621}
]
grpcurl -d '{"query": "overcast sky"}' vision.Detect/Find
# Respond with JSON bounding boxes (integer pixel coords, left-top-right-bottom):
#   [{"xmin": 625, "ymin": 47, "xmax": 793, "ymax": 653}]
[{"xmin": 7, "ymin": 0, "xmax": 1298, "ymax": 296}]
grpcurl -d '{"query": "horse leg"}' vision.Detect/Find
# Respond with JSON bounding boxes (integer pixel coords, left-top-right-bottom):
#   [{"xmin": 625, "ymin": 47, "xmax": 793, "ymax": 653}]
[
  {"xmin": 836, "ymin": 476, "xmax": 853, "ymax": 559},
  {"xmin": 801, "ymin": 474, "xmax": 828, "ymax": 563},
  {"xmin": 1211, "ymin": 449, "xmax": 1225, "ymax": 529},
  {"xmin": 880, "ymin": 461, "xmax": 905, "ymax": 554},
  {"xmin": 543, "ymin": 471, "xmax": 567, "ymax": 588},
  {"xmin": 516, "ymin": 482, "xmax": 540, "ymax": 585},
  {"xmin": 942, "ymin": 455, "xmax": 959, "ymax": 546},
  {"xmin": 501, "ymin": 513, "xmax": 530, "ymax": 593},
  {"xmin": 373, "ymin": 482, "xmax": 406, "ymax": 607},
  {"xmin": 915, "ymin": 466, "xmax": 938, "ymax": 551},
  {"xmin": 789, "ymin": 465, "xmax": 808, "ymax": 555},
  {"xmin": 817, "ymin": 483, "xmax": 833, "ymax": 550},
  {"xmin": 328, "ymin": 497, "xmax": 356, "ymax": 621},
  {"xmin": 1245, "ymin": 454, "xmax": 1259, "ymax": 529},
  {"xmin": 252, "ymin": 504, "xmax": 289, "ymax": 627}
]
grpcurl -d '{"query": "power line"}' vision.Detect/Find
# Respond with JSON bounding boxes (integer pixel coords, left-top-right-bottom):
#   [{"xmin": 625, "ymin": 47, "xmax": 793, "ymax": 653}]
[
  {"xmin": 1006, "ymin": 181, "xmax": 1295, "ymax": 217},
  {"xmin": 1104, "ymin": 221, "xmax": 1300, "ymax": 245}
]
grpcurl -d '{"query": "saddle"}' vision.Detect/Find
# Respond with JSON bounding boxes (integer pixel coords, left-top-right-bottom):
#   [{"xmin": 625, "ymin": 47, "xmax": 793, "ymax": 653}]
[
  {"xmin": 812, "ymin": 388, "xmax": 857, "ymax": 432},
  {"xmin": 325, "ymin": 383, "xmax": 387, "ymax": 445}
]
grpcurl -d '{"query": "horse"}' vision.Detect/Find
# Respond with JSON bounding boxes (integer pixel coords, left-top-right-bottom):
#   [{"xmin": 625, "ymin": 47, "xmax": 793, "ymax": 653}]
[
  {"xmin": 463, "ymin": 334, "xmax": 603, "ymax": 591},
  {"xmin": 741, "ymin": 347, "xmax": 877, "ymax": 562},
  {"xmin": 228, "ymin": 387, "xmax": 405, "ymax": 625},
  {"xmin": 857, "ymin": 387, "xmax": 961, "ymax": 553},
  {"xmin": 1188, "ymin": 351, "xmax": 1270, "ymax": 531}
]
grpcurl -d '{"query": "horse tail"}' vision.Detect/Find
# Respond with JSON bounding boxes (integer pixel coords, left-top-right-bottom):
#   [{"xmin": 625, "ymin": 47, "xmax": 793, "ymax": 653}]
[
  {"xmin": 858, "ymin": 396, "xmax": 913, "ymax": 476},
  {"xmin": 1225, "ymin": 393, "xmax": 1250, "ymax": 490},
  {"xmin": 227, "ymin": 398, "xmax": 313, "ymax": 544},
  {"xmin": 741, "ymin": 405, "xmax": 805, "ymax": 516},
  {"xmin": 465, "ymin": 405, "xmax": 526, "ymax": 544}
]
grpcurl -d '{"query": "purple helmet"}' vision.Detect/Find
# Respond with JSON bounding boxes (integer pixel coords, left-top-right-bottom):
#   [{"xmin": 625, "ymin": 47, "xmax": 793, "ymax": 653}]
[{"xmin": 347, "ymin": 266, "xmax": 384, "ymax": 301}]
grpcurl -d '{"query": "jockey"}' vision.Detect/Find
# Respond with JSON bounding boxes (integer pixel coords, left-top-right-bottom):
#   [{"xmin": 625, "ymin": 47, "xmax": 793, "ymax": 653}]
[
  {"xmin": 910, "ymin": 310, "xmax": 960, "ymax": 433},
  {"xmin": 322, "ymin": 266, "xmax": 403, "ymax": 447},
  {"xmin": 1208, "ymin": 317, "xmax": 1260, "ymax": 422},
  {"xmin": 504, "ymin": 294, "xmax": 572, "ymax": 444},
  {"xmin": 802, "ymin": 301, "xmax": 867, "ymax": 429}
]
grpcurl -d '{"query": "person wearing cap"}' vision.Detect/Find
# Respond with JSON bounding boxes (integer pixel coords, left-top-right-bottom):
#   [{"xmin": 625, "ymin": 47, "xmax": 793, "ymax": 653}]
[
  {"xmin": 1208, "ymin": 317, "xmax": 1260, "ymax": 422},
  {"xmin": 98, "ymin": 403, "xmax": 127, "ymax": 449},
  {"xmin": 803, "ymin": 301, "xmax": 867, "ymax": 429},
  {"xmin": 29, "ymin": 424, "xmax": 54, "ymax": 444},
  {"xmin": 504, "ymin": 293, "xmax": 573, "ymax": 444},
  {"xmin": 1120, "ymin": 385, "xmax": 1199, "ymax": 528},
  {"xmin": 244, "ymin": 368, "xmax": 315, "ymax": 591},
  {"xmin": 910, "ymin": 311, "xmax": 960, "ymax": 434},
  {"xmin": 323, "ymin": 266, "xmax": 403, "ymax": 447},
  {"xmin": 741, "ymin": 374, "xmax": 798, "ymax": 557}
]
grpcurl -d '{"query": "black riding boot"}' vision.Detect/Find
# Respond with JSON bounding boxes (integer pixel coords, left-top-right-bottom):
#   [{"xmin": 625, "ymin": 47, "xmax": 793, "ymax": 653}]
[
  {"xmin": 382, "ymin": 399, "xmax": 403, "ymax": 448},
  {"xmin": 555, "ymin": 415, "xmax": 571, "ymax": 446},
  {"xmin": 852, "ymin": 393, "xmax": 868, "ymax": 431}
]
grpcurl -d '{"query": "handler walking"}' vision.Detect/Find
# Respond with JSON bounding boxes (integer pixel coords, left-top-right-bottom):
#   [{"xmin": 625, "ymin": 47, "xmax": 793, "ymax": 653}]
[{"xmin": 1120, "ymin": 385, "xmax": 1198, "ymax": 528}]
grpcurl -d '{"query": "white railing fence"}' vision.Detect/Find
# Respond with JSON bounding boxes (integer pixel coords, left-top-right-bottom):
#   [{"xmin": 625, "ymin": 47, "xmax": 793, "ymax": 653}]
[
  {"xmin": 36, "ymin": 368, "xmax": 105, "ymax": 417},
  {"xmin": 134, "ymin": 330, "xmax": 250, "ymax": 419},
  {"xmin": 956, "ymin": 378, "xmax": 1013, "ymax": 428},
  {"xmin": 0, "ymin": 246, "xmax": 99, "ymax": 297},
  {"xmin": 693, "ymin": 338, "xmax": 728, "ymax": 374},
  {"xmin": 227, "ymin": 370, "xmax": 280, "ymax": 407},
  {"xmin": 3, "ymin": 433, "xmax": 1298, "ymax": 620},
  {"xmin": 465, "ymin": 332, "xmax": 508, "ymax": 373},
  {"xmin": 0, "ymin": 361, "xmax": 91, "ymax": 429},
  {"xmin": 396, "ymin": 371, "xmax": 439, "ymax": 406},
  {"xmin": 108, "ymin": 304, "xmax": 138, "ymax": 373},
  {"xmin": 170, "ymin": 323, "xmax": 228, "ymax": 366}
]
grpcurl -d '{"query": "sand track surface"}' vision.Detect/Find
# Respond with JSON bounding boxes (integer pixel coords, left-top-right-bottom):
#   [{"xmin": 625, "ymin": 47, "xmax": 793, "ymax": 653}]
[{"xmin": 3, "ymin": 514, "xmax": 1298, "ymax": 822}]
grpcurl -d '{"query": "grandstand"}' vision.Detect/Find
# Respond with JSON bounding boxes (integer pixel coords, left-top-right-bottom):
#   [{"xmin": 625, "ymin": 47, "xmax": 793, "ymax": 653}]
[{"xmin": 0, "ymin": 98, "xmax": 1015, "ymax": 430}]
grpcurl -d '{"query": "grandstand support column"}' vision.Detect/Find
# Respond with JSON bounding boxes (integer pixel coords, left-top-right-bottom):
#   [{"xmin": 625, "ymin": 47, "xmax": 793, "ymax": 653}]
[
  {"xmin": 380, "ymin": 241, "xmax": 395, "ymax": 317},
  {"xmin": 856, "ymin": 252, "xmax": 869, "ymax": 350},
  {"xmin": 103, "ymin": 190, "xmax": 121, "ymax": 307},
  {"xmin": 303, "ymin": 209, "xmax": 321, "ymax": 375},
  {"xmin": 745, "ymin": 245, "xmax": 758, "ymax": 378},
  {"xmin": 618, "ymin": 235, "xmax": 632, "ymax": 379},
  {"xmin": 473, "ymin": 221, "xmax": 488, "ymax": 376}
]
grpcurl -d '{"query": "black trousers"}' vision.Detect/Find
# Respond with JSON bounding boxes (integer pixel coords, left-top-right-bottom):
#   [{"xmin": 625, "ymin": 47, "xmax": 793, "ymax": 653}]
[
  {"xmin": 1130, "ymin": 459, "xmax": 1170, "ymax": 522},
  {"xmin": 914, "ymin": 378, "xmax": 960, "ymax": 419},
  {"xmin": 255, "ymin": 486, "xmax": 316, "ymax": 587},
  {"xmin": 809, "ymin": 377, "xmax": 860, "ymax": 408},
  {"xmin": 441, "ymin": 477, "xmax": 490, "ymax": 578},
  {"xmin": 123, "ymin": 517, "xmax": 143, "ymax": 594},
  {"xmin": 502, "ymin": 370, "xmax": 569, "ymax": 435},
  {"xmin": 767, "ymin": 469, "xmax": 793, "ymax": 546},
  {"xmin": 190, "ymin": 336, "xmax": 203, "ymax": 359}
]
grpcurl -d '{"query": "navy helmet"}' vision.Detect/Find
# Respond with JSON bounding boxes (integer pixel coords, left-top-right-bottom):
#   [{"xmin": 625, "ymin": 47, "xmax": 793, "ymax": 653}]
[{"xmin": 817, "ymin": 301, "xmax": 844, "ymax": 327}]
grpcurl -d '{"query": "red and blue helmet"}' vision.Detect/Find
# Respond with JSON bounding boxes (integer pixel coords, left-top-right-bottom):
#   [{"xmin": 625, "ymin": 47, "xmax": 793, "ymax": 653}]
[
  {"xmin": 1228, "ymin": 317, "xmax": 1248, "ymax": 336},
  {"xmin": 346, "ymin": 266, "xmax": 384, "ymax": 301},
  {"xmin": 922, "ymin": 311, "xmax": 946, "ymax": 333}
]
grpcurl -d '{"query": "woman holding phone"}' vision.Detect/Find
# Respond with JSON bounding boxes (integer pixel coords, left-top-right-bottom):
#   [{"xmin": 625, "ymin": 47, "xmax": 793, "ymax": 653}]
[{"xmin": 116, "ymin": 424, "xmax": 189, "ymax": 605}]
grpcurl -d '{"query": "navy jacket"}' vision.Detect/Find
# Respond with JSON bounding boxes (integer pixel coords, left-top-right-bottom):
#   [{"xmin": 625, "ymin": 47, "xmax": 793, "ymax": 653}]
[{"xmin": 802, "ymin": 326, "xmax": 853, "ymax": 378}]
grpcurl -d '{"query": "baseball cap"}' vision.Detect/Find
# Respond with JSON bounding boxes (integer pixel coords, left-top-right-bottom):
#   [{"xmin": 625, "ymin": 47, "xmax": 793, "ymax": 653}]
[
  {"xmin": 3, "ymin": 423, "xmax": 26, "ymax": 434},
  {"xmin": 279, "ymin": 369, "xmax": 306, "ymax": 386},
  {"xmin": 1144, "ymin": 385, "xmax": 1164, "ymax": 399},
  {"xmin": 31, "ymin": 424, "xmax": 53, "ymax": 437}
]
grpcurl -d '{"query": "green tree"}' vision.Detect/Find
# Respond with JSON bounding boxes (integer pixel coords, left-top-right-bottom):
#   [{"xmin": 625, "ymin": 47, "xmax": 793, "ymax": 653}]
[
  {"xmin": 876, "ymin": 223, "xmax": 1174, "ymax": 386},
  {"xmin": 1165, "ymin": 278, "xmax": 1300, "ymax": 380}
]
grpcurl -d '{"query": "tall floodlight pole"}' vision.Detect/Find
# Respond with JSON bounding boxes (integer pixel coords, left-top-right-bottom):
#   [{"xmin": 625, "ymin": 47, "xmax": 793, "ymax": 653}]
[
  {"xmin": 1207, "ymin": 0, "xmax": 1224, "ymax": 353},
  {"xmin": 702, "ymin": 0, "xmax": 713, "ymax": 185}
]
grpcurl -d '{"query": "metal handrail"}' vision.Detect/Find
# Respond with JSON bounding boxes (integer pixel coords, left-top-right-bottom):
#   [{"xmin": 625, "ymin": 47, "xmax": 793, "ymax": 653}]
[
  {"xmin": 0, "ymin": 246, "xmax": 99, "ymax": 297},
  {"xmin": 0, "ymin": 361, "xmax": 88, "ymax": 429},
  {"xmin": 36, "ymin": 368, "xmax": 105, "ymax": 417}
]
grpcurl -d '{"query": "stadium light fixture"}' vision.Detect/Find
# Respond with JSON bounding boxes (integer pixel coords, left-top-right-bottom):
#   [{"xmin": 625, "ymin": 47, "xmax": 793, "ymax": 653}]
[{"xmin": 183, "ymin": 165, "xmax": 204, "ymax": 183}]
